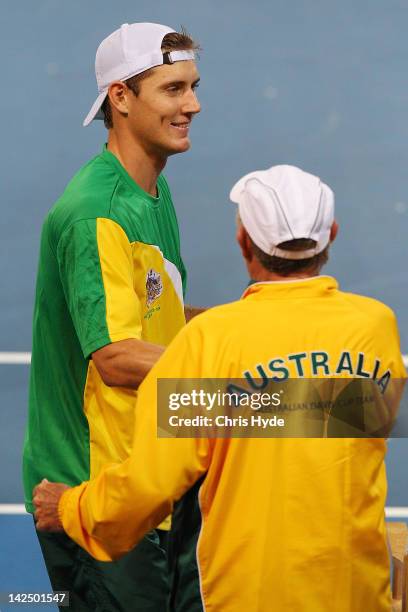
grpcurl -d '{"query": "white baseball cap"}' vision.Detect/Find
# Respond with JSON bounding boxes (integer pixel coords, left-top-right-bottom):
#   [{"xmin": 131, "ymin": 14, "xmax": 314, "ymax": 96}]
[
  {"xmin": 230, "ymin": 165, "xmax": 335, "ymax": 260},
  {"xmin": 83, "ymin": 22, "xmax": 196, "ymax": 127}
]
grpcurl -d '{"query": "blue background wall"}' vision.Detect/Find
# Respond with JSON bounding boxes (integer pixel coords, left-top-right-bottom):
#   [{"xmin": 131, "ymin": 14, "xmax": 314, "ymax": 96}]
[{"xmin": 2, "ymin": 0, "xmax": 408, "ymax": 347}]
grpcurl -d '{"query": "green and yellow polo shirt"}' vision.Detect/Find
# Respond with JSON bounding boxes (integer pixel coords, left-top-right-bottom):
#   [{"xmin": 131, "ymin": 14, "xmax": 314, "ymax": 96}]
[{"xmin": 23, "ymin": 146, "xmax": 186, "ymax": 512}]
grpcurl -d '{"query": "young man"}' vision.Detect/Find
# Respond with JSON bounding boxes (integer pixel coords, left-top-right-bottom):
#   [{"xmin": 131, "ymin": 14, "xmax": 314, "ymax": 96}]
[
  {"xmin": 34, "ymin": 165, "xmax": 406, "ymax": 611},
  {"xmin": 24, "ymin": 22, "xmax": 200, "ymax": 611}
]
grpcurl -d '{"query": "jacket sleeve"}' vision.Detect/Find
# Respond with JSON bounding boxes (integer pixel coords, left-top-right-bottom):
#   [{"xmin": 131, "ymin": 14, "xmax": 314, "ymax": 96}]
[{"xmin": 58, "ymin": 319, "xmax": 210, "ymax": 560}]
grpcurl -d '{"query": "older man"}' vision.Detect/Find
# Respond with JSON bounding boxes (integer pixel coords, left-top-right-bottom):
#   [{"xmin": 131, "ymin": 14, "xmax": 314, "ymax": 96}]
[{"xmin": 34, "ymin": 165, "xmax": 406, "ymax": 611}]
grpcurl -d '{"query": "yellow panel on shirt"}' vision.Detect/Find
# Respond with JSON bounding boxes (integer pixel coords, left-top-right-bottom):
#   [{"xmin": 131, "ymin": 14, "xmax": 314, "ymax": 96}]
[{"xmin": 85, "ymin": 219, "xmax": 186, "ymax": 530}]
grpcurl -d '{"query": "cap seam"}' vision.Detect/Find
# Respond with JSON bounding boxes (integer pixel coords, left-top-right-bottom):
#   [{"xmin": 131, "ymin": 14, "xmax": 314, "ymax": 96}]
[
  {"xmin": 271, "ymin": 185, "xmax": 295, "ymax": 241},
  {"xmin": 309, "ymin": 184, "xmax": 323, "ymax": 236},
  {"xmin": 245, "ymin": 177, "xmax": 296, "ymax": 243}
]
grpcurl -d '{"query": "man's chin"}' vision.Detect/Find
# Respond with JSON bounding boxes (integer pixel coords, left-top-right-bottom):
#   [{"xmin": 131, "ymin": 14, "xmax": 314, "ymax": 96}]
[{"xmin": 167, "ymin": 138, "xmax": 191, "ymax": 156}]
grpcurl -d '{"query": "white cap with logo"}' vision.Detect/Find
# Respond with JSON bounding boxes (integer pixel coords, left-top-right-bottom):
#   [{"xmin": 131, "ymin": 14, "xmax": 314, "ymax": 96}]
[
  {"xmin": 230, "ymin": 165, "xmax": 335, "ymax": 260},
  {"xmin": 83, "ymin": 22, "xmax": 196, "ymax": 127}
]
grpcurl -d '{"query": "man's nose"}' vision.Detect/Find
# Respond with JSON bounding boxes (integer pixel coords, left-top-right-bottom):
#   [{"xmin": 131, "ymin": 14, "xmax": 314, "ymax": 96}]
[{"xmin": 182, "ymin": 89, "xmax": 201, "ymax": 116}]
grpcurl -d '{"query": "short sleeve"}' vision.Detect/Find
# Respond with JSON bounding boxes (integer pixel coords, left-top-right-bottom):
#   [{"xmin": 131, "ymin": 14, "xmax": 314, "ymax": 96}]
[{"xmin": 56, "ymin": 218, "xmax": 142, "ymax": 358}]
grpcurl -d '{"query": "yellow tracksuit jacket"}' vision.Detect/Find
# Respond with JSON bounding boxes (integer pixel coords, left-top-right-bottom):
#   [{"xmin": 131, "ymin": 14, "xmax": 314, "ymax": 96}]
[{"xmin": 59, "ymin": 277, "xmax": 406, "ymax": 611}]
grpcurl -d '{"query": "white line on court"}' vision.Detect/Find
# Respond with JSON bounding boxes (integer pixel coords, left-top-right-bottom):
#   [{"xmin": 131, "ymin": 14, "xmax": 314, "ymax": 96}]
[
  {"xmin": 386, "ymin": 508, "xmax": 408, "ymax": 518},
  {"xmin": 0, "ymin": 352, "xmax": 31, "ymax": 364},
  {"xmin": 0, "ymin": 505, "xmax": 27, "ymax": 514},
  {"xmin": 1, "ymin": 353, "xmax": 407, "ymax": 367},
  {"xmin": 1, "ymin": 504, "xmax": 408, "ymax": 517}
]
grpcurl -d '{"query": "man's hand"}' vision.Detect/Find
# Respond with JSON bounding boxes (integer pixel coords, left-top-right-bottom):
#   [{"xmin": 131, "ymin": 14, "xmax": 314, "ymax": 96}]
[{"xmin": 33, "ymin": 479, "xmax": 71, "ymax": 532}]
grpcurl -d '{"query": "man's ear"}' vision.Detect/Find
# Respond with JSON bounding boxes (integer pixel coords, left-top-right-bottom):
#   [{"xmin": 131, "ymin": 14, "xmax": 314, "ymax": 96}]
[
  {"xmin": 236, "ymin": 224, "xmax": 253, "ymax": 262},
  {"xmin": 107, "ymin": 81, "xmax": 130, "ymax": 116},
  {"xmin": 330, "ymin": 220, "xmax": 339, "ymax": 243}
]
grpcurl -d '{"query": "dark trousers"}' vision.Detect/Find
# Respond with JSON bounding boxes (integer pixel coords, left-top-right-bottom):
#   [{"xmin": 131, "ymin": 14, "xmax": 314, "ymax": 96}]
[{"xmin": 36, "ymin": 525, "xmax": 170, "ymax": 612}]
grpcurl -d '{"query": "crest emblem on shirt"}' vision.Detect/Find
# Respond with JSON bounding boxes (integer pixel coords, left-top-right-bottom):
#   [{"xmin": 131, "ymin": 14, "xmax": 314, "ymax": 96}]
[{"xmin": 146, "ymin": 269, "xmax": 163, "ymax": 307}]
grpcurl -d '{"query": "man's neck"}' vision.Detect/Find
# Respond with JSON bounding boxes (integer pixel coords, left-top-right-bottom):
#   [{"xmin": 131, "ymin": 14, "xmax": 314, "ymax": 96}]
[{"xmin": 107, "ymin": 131, "xmax": 166, "ymax": 196}]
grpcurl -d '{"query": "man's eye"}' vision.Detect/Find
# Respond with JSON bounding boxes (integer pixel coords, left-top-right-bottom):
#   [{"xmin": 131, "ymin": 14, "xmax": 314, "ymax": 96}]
[
  {"xmin": 192, "ymin": 83, "xmax": 200, "ymax": 91},
  {"xmin": 167, "ymin": 85, "xmax": 180, "ymax": 92}
]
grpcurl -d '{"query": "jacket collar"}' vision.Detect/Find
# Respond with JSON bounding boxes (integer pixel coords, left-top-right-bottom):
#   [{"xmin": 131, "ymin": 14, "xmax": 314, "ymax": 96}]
[{"xmin": 241, "ymin": 275, "xmax": 338, "ymax": 300}]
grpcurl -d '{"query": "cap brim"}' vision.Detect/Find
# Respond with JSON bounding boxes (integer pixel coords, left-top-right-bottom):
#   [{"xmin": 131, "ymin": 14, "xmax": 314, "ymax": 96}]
[{"xmin": 83, "ymin": 90, "xmax": 108, "ymax": 127}]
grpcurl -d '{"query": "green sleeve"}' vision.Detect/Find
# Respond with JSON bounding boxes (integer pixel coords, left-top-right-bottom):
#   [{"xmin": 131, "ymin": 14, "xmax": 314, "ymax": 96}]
[{"xmin": 56, "ymin": 219, "xmax": 111, "ymax": 357}]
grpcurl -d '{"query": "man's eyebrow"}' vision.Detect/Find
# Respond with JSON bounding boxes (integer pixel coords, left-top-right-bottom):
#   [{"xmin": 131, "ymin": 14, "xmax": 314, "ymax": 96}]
[{"xmin": 161, "ymin": 77, "xmax": 201, "ymax": 88}]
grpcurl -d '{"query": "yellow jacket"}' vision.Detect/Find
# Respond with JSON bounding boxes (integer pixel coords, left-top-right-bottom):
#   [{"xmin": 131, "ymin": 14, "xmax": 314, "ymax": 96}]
[{"xmin": 60, "ymin": 277, "xmax": 406, "ymax": 611}]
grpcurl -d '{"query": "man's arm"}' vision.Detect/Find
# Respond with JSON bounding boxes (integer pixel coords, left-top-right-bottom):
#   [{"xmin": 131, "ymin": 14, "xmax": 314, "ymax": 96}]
[
  {"xmin": 92, "ymin": 338, "xmax": 164, "ymax": 388},
  {"xmin": 92, "ymin": 301, "xmax": 205, "ymax": 387},
  {"xmin": 184, "ymin": 304, "xmax": 206, "ymax": 322}
]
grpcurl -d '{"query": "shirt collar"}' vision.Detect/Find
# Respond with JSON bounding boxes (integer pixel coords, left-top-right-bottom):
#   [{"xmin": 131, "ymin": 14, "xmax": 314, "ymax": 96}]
[{"xmin": 241, "ymin": 275, "xmax": 338, "ymax": 300}]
